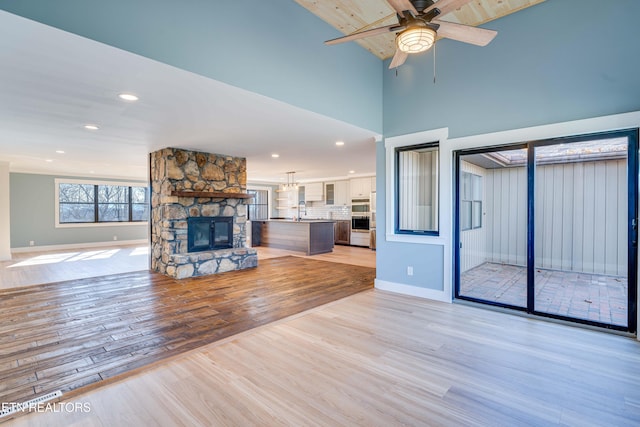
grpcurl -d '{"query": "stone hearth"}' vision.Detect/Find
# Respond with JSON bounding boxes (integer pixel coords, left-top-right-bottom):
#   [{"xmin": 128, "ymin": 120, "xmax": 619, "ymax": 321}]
[{"xmin": 150, "ymin": 148, "xmax": 257, "ymax": 279}]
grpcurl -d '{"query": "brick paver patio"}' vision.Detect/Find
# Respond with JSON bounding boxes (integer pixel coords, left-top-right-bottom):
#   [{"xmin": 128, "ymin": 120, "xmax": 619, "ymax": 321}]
[{"xmin": 460, "ymin": 262, "xmax": 628, "ymax": 327}]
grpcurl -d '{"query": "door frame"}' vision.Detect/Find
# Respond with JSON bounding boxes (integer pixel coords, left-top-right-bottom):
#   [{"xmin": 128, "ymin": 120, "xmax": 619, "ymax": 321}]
[{"xmin": 454, "ymin": 129, "xmax": 639, "ymax": 333}]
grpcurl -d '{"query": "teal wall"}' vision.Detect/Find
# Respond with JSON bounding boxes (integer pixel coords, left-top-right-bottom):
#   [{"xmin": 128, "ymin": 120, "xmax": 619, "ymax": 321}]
[
  {"xmin": 383, "ymin": 0, "xmax": 640, "ymax": 139},
  {"xmin": 377, "ymin": 0, "xmax": 640, "ymax": 290},
  {"xmin": 10, "ymin": 173, "xmax": 148, "ymax": 248},
  {"xmin": 0, "ymin": 0, "xmax": 382, "ymax": 134}
]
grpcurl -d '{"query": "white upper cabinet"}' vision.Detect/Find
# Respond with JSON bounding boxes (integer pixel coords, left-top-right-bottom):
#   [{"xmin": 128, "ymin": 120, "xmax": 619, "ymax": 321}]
[
  {"xmin": 334, "ymin": 180, "xmax": 350, "ymax": 206},
  {"xmin": 305, "ymin": 182, "xmax": 324, "ymax": 201},
  {"xmin": 371, "ymin": 176, "xmax": 376, "ymax": 192},
  {"xmin": 350, "ymin": 177, "xmax": 372, "ymax": 199}
]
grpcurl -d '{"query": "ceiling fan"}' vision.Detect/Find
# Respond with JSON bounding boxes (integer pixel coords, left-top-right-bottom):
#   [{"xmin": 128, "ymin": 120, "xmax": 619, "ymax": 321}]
[{"xmin": 325, "ymin": 0, "xmax": 498, "ymax": 69}]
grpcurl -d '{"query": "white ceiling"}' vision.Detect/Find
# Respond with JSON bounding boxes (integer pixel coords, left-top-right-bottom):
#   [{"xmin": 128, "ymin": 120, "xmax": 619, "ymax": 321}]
[{"xmin": 0, "ymin": 11, "xmax": 380, "ymax": 184}]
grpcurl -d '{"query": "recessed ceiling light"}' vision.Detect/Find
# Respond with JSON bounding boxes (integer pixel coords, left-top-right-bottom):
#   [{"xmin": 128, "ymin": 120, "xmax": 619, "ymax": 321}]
[
  {"xmin": 84, "ymin": 124, "xmax": 100, "ymax": 130},
  {"xmin": 55, "ymin": 150, "xmax": 65, "ymax": 154},
  {"xmin": 118, "ymin": 93, "xmax": 139, "ymax": 101},
  {"xmin": 271, "ymin": 154, "xmax": 280, "ymax": 158},
  {"xmin": 45, "ymin": 159, "xmax": 53, "ymax": 163},
  {"xmin": 335, "ymin": 141, "xmax": 345, "ymax": 146},
  {"xmin": 349, "ymin": 170, "xmax": 355, "ymax": 174}
]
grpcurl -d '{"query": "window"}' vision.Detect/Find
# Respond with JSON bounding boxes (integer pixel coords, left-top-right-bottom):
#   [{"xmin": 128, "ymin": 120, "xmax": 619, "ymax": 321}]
[
  {"xmin": 395, "ymin": 142, "xmax": 439, "ymax": 234},
  {"xmin": 460, "ymin": 172, "xmax": 482, "ymax": 231},
  {"xmin": 247, "ymin": 189, "xmax": 269, "ymax": 220},
  {"xmin": 56, "ymin": 179, "xmax": 148, "ymax": 226},
  {"xmin": 58, "ymin": 183, "xmax": 95, "ymax": 223},
  {"xmin": 98, "ymin": 185, "xmax": 129, "ymax": 222},
  {"xmin": 131, "ymin": 186, "xmax": 149, "ymax": 221}
]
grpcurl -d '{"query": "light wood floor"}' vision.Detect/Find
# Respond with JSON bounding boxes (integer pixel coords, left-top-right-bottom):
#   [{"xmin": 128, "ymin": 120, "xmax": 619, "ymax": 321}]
[
  {"xmin": 257, "ymin": 244, "xmax": 376, "ymax": 268},
  {"xmin": 5, "ymin": 289, "xmax": 640, "ymax": 426},
  {"xmin": 0, "ymin": 244, "xmax": 375, "ymax": 290},
  {"xmin": 0, "ymin": 245, "xmax": 150, "ymax": 290}
]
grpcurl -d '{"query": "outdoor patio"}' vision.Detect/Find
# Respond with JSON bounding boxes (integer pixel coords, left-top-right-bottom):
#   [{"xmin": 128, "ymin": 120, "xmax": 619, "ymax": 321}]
[{"xmin": 460, "ymin": 262, "xmax": 628, "ymax": 327}]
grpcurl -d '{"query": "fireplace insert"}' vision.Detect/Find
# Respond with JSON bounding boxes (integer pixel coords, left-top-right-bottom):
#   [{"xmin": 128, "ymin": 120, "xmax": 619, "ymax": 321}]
[{"xmin": 187, "ymin": 216, "xmax": 233, "ymax": 252}]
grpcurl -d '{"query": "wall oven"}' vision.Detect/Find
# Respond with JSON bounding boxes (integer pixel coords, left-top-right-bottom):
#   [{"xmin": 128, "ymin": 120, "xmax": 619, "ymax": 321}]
[
  {"xmin": 351, "ymin": 198, "xmax": 370, "ymax": 215},
  {"xmin": 352, "ymin": 216, "xmax": 370, "ymax": 231}
]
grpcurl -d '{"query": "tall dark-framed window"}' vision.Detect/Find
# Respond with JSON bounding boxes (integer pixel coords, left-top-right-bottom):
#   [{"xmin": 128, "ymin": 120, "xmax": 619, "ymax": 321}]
[
  {"xmin": 395, "ymin": 142, "xmax": 439, "ymax": 235},
  {"xmin": 247, "ymin": 189, "xmax": 268, "ymax": 220},
  {"xmin": 56, "ymin": 179, "xmax": 148, "ymax": 225}
]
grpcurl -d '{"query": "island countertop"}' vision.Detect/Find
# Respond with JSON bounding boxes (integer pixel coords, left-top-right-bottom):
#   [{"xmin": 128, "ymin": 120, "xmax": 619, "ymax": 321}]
[{"xmin": 258, "ymin": 219, "xmax": 335, "ymax": 255}]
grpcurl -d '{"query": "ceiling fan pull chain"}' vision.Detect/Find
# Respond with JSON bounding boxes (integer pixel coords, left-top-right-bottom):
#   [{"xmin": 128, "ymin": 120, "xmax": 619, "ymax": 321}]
[{"xmin": 433, "ymin": 41, "xmax": 437, "ymax": 84}]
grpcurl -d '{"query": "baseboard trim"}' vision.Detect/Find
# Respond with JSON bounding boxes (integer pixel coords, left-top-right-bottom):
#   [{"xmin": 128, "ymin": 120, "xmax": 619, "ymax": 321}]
[
  {"xmin": 374, "ymin": 278, "xmax": 452, "ymax": 303},
  {"xmin": 11, "ymin": 239, "xmax": 148, "ymax": 253}
]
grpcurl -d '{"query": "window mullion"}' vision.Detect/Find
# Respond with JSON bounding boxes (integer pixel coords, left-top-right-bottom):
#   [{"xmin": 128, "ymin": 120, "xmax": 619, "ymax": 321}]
[
  {"xmin": 128, "ymin": 186, "xmax": 133, "ymax": 222},
  {"xmin": 94, "ymin": 185, "xmax": 99, "ymax": 223}
]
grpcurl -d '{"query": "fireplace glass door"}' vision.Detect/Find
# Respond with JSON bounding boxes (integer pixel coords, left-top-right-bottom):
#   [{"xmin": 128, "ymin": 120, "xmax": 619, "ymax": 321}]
[
  {"xmin": 192, "ymin": 221, "xmax": 211, "ymax": 249},
  {"xmin": 188, "ymin": 216, "xmax": 234, "ymax": 252},
  {"xmin": 214, "ymin": 221, "xmax": 230, "ymax": 246}
]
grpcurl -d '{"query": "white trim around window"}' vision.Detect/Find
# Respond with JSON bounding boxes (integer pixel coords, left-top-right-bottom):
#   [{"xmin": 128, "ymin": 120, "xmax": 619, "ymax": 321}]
[
  {"xmin": 385, "ymin": 127, "xmax": 449, "ymax": 245},
  {"xmin": 54, "ymin": 178, "xmax": 148, "ymax": 228}
]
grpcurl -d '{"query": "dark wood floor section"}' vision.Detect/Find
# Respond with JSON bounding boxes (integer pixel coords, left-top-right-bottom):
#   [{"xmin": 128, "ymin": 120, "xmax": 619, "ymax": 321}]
[{"xmin": 0, "ymin": 256, "xmax": 375, "ymax": 404}]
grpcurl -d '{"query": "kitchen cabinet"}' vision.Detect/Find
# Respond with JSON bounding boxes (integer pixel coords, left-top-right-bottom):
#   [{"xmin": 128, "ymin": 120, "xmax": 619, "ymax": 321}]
[
  {"xmin": 370, "ymin": 176, "xmax": 376, "ymax": 192},
  {"xmin": 350, "ymin": 230, "xmax": 370, "ymax": 247},
  {"xmin": 350, "ymin": 177, "xmax": 372, "ymax": 198},
  {"xmin": 334, "ymin": 180, "xmax": 350, "ymax": 206},
  {"xmin": 305, "ymin": 182, "xmax": 323, "ymax": 201},
  {"xmin": 261, "ymin": 220, "xmax": 334, "ymax": 255},
  {"xmin": 298, "ymin": 186, "xmax": 305, "ymax": 204},
  {"xmin": 251, "ymin": 221, "xmax": 262, "ymax": 246},
  {"xmin": 334, "ymin": 220, "xmax": 350, "ymax": 245},
  {"xmin": 325, "ymin": 182, "xmax": 335, "ymax": 205},
  {"xmin": 326, "ymin": 181, "xmax": 349, "ymax": 205}
]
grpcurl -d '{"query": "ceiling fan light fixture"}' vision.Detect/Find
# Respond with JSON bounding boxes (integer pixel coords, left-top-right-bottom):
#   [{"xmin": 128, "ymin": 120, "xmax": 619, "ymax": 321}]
[{"xmin": 396, "ymin": 24, "xmax": 436, "ymax": 54}]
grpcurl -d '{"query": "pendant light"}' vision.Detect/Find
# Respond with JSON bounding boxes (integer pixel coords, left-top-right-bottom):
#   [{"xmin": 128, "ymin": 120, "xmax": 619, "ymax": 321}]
[{"xmin": 283, "ymin": 171, "xmax": 298, "ymax": 190}]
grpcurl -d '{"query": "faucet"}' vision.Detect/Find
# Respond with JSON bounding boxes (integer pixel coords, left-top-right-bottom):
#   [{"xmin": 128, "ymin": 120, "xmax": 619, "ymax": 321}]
[{"xmin": 297, "ymin": 201, "xmax": 306, "ymax": 221}]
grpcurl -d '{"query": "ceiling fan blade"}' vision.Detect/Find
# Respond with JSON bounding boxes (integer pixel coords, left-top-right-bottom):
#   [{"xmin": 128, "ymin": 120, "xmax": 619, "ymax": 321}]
[
  {"xmin": 387, "ymin": 0, "xmax": 418, "ymax": 16},
  {"xmin": 433, "ymin": 20, "xmax": 497, "ymax": 46},
  {"xmin": 389, "ymin": 50, "xmax": 409, "ymax": 69},
  {"xmin": 325, "ymin": 24, "xmax": 399, "ymax": 45},
  {"xmin": 425, "ymin": 0, "xmax": 473, "ymax": 16}
]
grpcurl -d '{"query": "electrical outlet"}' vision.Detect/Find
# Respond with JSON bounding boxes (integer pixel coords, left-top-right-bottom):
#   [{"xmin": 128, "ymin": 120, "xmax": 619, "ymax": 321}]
[
  {"xmin": 29, "ymin": 240, "xmax": 35, "ymax": 246},
  {"xmin": 407, "ymin": 266, "xmax": 413, "ymax": 276},
  {"xmin": 113, "ymin": 235, "xmax": 118, "ymax": 241}
]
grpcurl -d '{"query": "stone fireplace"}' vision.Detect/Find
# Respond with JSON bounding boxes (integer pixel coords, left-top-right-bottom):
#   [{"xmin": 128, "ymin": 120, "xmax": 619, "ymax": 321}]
[{"xmin": 150, "ymin": 147, "xmax": 258, "ymax": 279}]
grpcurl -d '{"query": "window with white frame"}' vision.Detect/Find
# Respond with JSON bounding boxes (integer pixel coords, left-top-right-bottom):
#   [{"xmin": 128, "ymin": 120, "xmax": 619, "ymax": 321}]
[
  {"xmin": 395, "ymin": 142, "xmax": 439, "ymax": 235},
  {"xmin": 56, "ymin": 179, "xmax": 148, "ymax": 226}
]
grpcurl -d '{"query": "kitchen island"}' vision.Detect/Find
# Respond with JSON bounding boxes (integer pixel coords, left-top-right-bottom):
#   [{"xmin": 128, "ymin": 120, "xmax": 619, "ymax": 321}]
[{"xmin": 259, "ymin": 220, "xmax": 334, "ymax": 255}]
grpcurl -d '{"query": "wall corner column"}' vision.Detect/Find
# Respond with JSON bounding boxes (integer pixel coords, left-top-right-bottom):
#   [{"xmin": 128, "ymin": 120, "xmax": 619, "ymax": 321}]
[{"xmin": 0, "ymin": 162, "xmax": 11, "ymax": 260}]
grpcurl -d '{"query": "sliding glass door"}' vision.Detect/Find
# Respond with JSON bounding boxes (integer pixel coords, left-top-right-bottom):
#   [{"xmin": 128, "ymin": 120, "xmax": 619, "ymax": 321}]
[
  {"xmin": 457, "ymin": 146, "xmax": 528, "ymax": 308},
  {"xmin": 455, "ymin": 129, "xmax": 638, "ymax": 332},
  {"xmin": 533, "ymin": 137, "xmax": 633, "ymax": 327}
]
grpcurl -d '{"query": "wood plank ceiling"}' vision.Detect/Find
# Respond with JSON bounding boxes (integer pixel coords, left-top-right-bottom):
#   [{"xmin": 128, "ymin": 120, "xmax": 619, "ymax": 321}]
[{"xmin": 295, "ymin": 0, "xmax": 546, "ymax": 59}]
